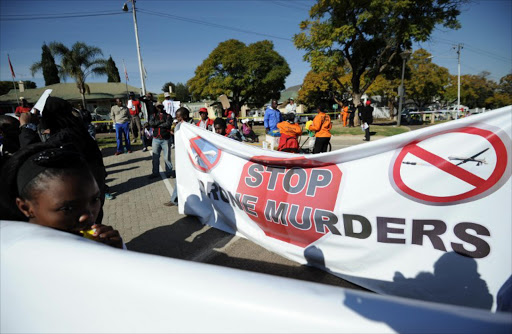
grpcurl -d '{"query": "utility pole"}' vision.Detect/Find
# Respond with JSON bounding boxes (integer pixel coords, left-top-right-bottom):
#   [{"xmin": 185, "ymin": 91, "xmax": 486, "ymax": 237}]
[
  {"xmin": 455, "ymin": 43, "xmax": 463, "ymax": 120},
  {"xmin": 123, "ymin": 0, "xmax": 147, "ymax": 119}
]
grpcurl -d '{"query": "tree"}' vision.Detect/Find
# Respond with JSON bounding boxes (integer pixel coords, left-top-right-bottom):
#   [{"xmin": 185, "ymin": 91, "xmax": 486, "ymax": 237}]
[
  {"xmin": 106, "ymin": 56, "xmax": 121, "ymax": 83},
  {"xmin": 445, "ymin": 72, "xmax": 496, "ymax": 108},
  {"xmin": 294, "ymin": 0, "xmax": 467, "ymax": 108},
  {"xmin": 47, "ymin": 41, "xmax": 108, "ymax": 108},
  {"xmin": 175, "ymin": 83, "xmax": 191, "ymax": 102},
  {"xmin": 0, "ymin": 81, "xmax": 13, "ymax": 96},
  {"xmin": 485, "ymin": 74, "xmax": 512, "ymax": 108},
  {"xmin": 30, "ymin": 43, "xmax": 60, "ymax": 86},
  {"xmin": 161, "ymin": 81, "xmax": 176, "ymax": 94},
  {"xmin": 404, "ymin": 49, "xmax": 450, "ymax": 110},
  {"xmin": 297, "ymin": 68, "xmax": 348, "ymax": 108},
  {"xmin": 188, "ymin": 39, "xmax": 290, "ymax": 111},
  {"xmin": 22, "ymin": 81, "xmax": 37, "ymax": 89}
]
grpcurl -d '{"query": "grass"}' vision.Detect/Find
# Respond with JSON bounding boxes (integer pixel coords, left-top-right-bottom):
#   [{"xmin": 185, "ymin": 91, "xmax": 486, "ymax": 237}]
[{"xmin": 96, "ymin": 135, "xmax": 117, "ymax": 150}]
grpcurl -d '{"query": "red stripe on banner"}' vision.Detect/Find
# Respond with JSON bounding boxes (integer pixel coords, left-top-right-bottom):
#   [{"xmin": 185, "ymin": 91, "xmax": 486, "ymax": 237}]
[{"xmin": 409, "ymin": 144, "xmax": 487, "ymax": 187}]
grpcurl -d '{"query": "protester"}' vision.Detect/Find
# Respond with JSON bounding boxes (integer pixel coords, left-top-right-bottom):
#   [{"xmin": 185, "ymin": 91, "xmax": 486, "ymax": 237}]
[
  {"xmin": 277, "ymin": 112, "xmax": 302, "ymax": 152},
  {"xmin": 359, "ymin": 100, "xmax": 374, "ymax": 141},
  {"xmin": 264, "ymin": 99, "xmax": 282, "ymax": 135},
  {"xmin": 110, "ymin": 98, "xmax": 132, "ymax": 155},
  {"xmin": 15, "ymin": 97, "xmax": 31, "ymax": 117},
  {"xmin": 348, "ymin": 101, "xmax": 356, "ymax": 127},
  {"xmin": 127, "ymin": 92, "xmax": 142, "ymax": 144},
  {"xmin": 196, "ymin": 107, "xmax": 214, "ymax": 131},
  {"xmin": 0, "ymin": 114, "xmax": 20, "ymax": 168},
  {"xmin": 0, "ymin": 143, "xmax": 123, "ymax": 249},
  {"xmin": 308, "ymin": 106, "xmax": 332, "ymax": 154},
  {"xmin": 148, "ymin": 103, "xmax": 174, "ymax": 179},
  {"xmin": 214, "ymin": 117, "xmax": 242, "ymax": 141},
  {"xmin": 241, "ymin": 119, "xmax": 258, "ymax": 142},
  {"xmin": 164, "ymin": 107, "xmax": 194, "ymax": 207},
  {"xmin": 141, "ymin": 122, "xmax": 153, "ymax": 152},
  {"xmin": 17, "ymin": 97, "xmax": 109, "ymax": 219},
  {"xmin": 162, "ymin": 92, "xmax": 176, "ymax": 118}
]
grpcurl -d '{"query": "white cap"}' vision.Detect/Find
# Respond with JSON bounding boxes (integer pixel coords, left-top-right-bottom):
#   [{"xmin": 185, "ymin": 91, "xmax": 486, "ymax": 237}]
[
  {"xmin": 241, "ymin": 119, "xmax": 249, "ymax": 124},
  {"xmin": 164, "ymin": 92, "xmax": 170, "ymax": 97}
]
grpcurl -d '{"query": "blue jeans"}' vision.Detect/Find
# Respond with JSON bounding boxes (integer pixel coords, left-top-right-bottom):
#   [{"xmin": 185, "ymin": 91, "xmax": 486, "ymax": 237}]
[
  {"xmin": 152, "ymin": 137, "xmax": 173, "ymax": 175},
  {"xmin": 115, "ymin": 122, "xmax": 131, "ymax": 153}
]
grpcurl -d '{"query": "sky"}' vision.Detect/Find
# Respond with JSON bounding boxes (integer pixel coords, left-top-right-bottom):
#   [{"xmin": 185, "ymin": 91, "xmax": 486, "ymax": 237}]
[{"xmin": 0, "ymin": 0, "xmax": 511, "ymax": 95}]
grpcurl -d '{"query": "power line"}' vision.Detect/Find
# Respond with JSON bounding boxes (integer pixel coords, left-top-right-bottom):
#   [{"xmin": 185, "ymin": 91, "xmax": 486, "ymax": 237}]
[
  {"xmin": 0, "ymin": 11, "xmax": 125, "ymax": 21},
  {"xmin": 137, "ymin": 8, "xmax": 293, "ymax": 42}
]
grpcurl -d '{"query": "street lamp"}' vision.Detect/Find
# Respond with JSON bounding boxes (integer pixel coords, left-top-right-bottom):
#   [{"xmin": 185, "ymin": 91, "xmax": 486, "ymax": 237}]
[
  {"xmin": 123, "ymin": 0, "xmax": 147, "ymax": 113},
  {"xmin": 397, "ymin": 49, "xmax": 412, "ymax": 127}
]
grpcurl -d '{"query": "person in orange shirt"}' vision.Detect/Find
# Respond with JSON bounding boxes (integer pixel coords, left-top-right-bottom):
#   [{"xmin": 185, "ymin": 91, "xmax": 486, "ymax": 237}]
[
  {"xmin": 277, "ymin": 112, "xmax": 302, "ymax": 152},
  {"xmin": 341, "ymin": 101, "xmax": 349, "ymax": 127},
  {"xmin": 308, "ymin": 106, "xmax": 332, "ymax": 154}
]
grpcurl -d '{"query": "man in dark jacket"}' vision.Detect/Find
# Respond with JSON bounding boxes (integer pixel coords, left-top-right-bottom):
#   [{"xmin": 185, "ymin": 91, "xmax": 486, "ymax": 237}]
[
  {"xmin": 148, "ymin": 103, "xmax": 174, "ymax": 179},
  {"xmin": 359, "ymin": 100, "xmax": 374, "ymax": 141}
]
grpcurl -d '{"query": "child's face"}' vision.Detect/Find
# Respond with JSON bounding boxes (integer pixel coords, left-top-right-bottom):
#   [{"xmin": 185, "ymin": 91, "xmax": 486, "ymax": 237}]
[
  {"xmin": 17, "ymin": 172, "xmax": 101, "ymax": 234},
  {"xmin": 214, "ymin": 124, "xmax": 226, "ymax": 135}
]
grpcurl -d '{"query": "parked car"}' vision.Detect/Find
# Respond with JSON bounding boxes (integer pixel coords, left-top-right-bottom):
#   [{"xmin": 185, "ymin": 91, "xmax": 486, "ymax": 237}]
[{"xmin": 91, "ymin": 113, "xmax": 111, "ymax": 133}]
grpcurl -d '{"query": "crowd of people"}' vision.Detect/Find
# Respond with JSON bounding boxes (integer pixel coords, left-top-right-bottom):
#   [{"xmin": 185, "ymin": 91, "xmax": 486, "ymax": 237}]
[{"xmin": 0, "ymin": 92, "xmax": 375, "ymax": 250}]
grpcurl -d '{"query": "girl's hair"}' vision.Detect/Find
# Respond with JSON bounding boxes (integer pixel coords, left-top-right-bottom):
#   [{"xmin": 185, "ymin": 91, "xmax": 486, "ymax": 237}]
[{"xmin": 0, "ymin": 143, "xmax": 90, "ymax": 221}]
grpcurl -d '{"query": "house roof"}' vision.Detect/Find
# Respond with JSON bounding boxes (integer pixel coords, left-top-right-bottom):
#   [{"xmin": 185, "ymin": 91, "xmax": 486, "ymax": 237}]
[{"xmin": 0, "ymin": 82, "xmax": 144, "ymax": 104}]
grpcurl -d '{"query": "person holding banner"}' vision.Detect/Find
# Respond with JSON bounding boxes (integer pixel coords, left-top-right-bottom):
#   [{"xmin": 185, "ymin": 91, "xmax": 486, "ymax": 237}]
[
  {"xmin": 196, "ymin": 108, "xmax": 214, "ymax": 131},
  {"xmin": 308, "ymin": 106, "xmax": 332, "ymax": 154},
  {"xmin": 15, "ymin": 98, "xmax": 31, "ymax": 117}
]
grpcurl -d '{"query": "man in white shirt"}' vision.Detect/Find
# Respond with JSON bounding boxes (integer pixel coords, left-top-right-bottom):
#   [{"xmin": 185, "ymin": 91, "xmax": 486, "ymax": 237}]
[{"xmin": 162, "ymin": 92, "xmax": 176, "ymax": 118}]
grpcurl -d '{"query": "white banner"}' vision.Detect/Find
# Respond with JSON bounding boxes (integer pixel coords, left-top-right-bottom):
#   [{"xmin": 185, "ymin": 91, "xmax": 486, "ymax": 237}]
[
  {"xmin": 176, "ymin": 107, "xmax": 512, "ymax": 311},
  {"xmin": 2, "ymin": 221, "xmax": 511, "ymax": 333}
]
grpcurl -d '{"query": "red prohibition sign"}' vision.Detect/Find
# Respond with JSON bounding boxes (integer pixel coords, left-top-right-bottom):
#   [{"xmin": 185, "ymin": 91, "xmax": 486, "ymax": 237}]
[{"xmin": 391, "ymin": 126, "xmax": 510, "ymax": 205}]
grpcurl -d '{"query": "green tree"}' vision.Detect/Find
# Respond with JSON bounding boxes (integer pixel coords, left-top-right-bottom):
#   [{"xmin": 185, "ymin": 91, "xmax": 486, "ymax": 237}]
[
  {"xmin": 29, "ymin": 43, "xmax": 61, "ymax": 86},
  {"xmin": 485, "ymin": 74, "xmax": 512, "ymax": 108},
  {"xmin": 161, "ymin": 81, "xmax": 176, "ymax": 94},
  {"xmin": 294, "ymin": 0, "xmax": 467, "ymax": 107},
  {"xmin": 297, "ymin": 68, "xmax": 348, "ymax": 107},
  {"xmin": 106, "ymin": 56, "xmax": 121, "ymax": 83},
  {"xmin": 0, "ymin": 81, "xmax": 13, "ymax": 96},
  {"xmin": 404, "ymin": 49, "xmax": 450, "ymax": 110},
  {"xmin": 445, "ymin": 72, "xmax": 496, "ymax": 108},
  {"xmin": 175, "ymin": 83, "xmax": 191, "ymax": 102},
  {"xmin": 47, "ymin": 41, "xmax": 108, "ymax": 108},
  {"xmin": 188, "ymin": 39, "xmax": 290, "ymax": 111},
  {"xmin": 22, "ymin": 81, "xmax": 37, "ymax": 89}
]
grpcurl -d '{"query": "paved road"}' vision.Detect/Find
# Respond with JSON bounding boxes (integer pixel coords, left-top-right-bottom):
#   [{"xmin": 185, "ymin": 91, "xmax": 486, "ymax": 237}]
[{"xmin": 101, "ymin": 134, "xmax": 386, "ymax": 290}]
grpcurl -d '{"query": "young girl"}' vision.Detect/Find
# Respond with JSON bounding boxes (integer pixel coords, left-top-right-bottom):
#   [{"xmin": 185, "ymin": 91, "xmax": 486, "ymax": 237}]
[{"xmin": 0, "ymin": 143, "xmax": 123, "ymax": 249}]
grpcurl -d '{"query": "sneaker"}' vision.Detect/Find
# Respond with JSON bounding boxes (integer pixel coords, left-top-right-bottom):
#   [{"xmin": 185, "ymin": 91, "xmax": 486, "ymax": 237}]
[
  {"xmin": 114, "ymin": 151, "xmax": 121, "ymax": 156},
  {"xmin": 127, "ymin": 150, "xmax": 132, "ymax": 153},
  {"xmin": 105, "ymin": 193, "xmax": 114, "ymax": 200},
  {"xmin": 171, "ymin": 144, "xmax": 175, "ymax": 149},
  {"xmin": 142, "ymin": 147, "xmax": 148, "ymax": 152},
  {"xmin": 147, "ymin": 174, "xmax": 159, "ymax": 179},
  {"xmin": 163, "ymin": 201, "xmax": 177, "ymax": 207}
]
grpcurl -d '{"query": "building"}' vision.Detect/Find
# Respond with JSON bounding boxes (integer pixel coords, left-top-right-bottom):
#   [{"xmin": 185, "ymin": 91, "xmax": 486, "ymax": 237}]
[{"xmin": 0, "ymin": 82, "xmax": 145, "ymax": 115}]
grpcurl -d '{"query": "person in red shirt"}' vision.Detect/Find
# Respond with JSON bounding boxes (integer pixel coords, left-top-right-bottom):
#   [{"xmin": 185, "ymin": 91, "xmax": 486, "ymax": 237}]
[
  {"xmin": 195, "ymin": 107, "xmax": 214, "ymax": 131},
  {"xmin": 127, "ymin": 92, "xmax": 142, "ymax": 143},
  {"xmin": 15, "ymin": 98, "xmax": 31, "ymax": 117}
]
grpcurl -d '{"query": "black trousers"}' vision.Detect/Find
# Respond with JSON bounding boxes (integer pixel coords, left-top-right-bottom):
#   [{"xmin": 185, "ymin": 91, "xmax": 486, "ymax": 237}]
[
  {"xmin": 313, "ymin": 137, "xmax": 330, "ymax": 153},
  {"xmin": 364, "ymin": 125, "xmax": 370, "ymax": 141}
]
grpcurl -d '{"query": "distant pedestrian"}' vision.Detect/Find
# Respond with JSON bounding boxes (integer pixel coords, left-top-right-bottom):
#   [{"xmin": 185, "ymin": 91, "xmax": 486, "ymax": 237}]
[
  {"xmin": 285, "ymin": 98, "xmax": 297, "ymax": 113},
  {"xmin": 359, "ymin": 100, "xmax": 374, "ymax": 141},
  {"xmin": 309, "ymin": 105, "xmax": 332, "ymax": 154},
  {"xmin": 141, "ymin": 122, "xmax": 153, "ymax": 152},
  {"xmin": 341, "ymin": 101, "xmax": 349, "ymax": 127},
  {"xmin": 148, "ymin": 103, "xmax": 173, "ymax": 179},
  {"xmin": 110, "ymin": 98, "xmax": 132, "ymax": 155},
  {"xmin": 127, "ymin": 92, "xmax": 142, "ymax": 144},
  {"xmin": 162, "ymin": 92, "xmax": 176, "ymax": 118}
]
